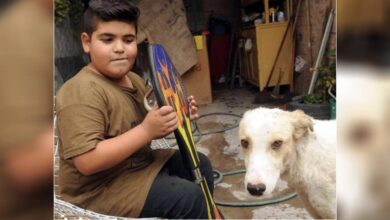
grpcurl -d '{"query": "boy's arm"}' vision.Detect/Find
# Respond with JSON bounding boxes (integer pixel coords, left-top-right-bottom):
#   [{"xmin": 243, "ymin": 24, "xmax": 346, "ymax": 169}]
[
  {"xmin": 2, "ymin": 127, "xmax": 53, "ymax": 192},
  {"xmin": 73, "ymin": 105, "xmax": 177, "ymax": 176}
]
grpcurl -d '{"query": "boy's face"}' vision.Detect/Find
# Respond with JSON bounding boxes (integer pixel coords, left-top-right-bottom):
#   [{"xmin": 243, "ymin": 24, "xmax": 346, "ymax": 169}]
[{"xmin": 81, "ymin": 20, "xmax": 137, "ymax": 80}]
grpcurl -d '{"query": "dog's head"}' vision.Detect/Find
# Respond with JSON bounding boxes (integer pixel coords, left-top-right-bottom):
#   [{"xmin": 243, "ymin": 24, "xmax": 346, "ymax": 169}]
[{"xmin": 239, "ymin": 107, "xmax": 313, "ymax": 196}]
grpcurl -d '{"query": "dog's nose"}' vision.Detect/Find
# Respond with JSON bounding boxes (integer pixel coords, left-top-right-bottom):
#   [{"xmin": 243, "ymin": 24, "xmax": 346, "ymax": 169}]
[{"xmin": 247, "ymin": 183, "xmax": 266, "ymax": 196}]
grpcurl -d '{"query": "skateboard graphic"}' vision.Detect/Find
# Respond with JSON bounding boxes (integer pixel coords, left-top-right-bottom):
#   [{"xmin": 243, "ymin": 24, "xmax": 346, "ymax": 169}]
[{"xmin": 145, "ymin": 44, "xmax": 222, "ymax": 219}]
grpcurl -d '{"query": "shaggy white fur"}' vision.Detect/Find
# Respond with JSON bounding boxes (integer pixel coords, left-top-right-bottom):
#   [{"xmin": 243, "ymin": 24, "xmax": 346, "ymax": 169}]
[{"xmin": 239, "ymin": 107, "xmax": 336, "ymax": 219}]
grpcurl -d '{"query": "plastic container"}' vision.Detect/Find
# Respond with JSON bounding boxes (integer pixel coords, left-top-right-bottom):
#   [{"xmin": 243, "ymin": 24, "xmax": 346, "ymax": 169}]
[{"xmin": 277, "ymin": 11, "xmax": 285, "ymax": 22}]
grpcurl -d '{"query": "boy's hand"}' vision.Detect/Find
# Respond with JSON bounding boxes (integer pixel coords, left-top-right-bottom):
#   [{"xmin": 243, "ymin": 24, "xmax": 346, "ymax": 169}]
[
  {"xmin": 188, "ymin": 95, "xmax": 199, "ymax": 120},
  {"xmin": 141, "ymin": 105, "xmax": 178, "ymax": 139}
]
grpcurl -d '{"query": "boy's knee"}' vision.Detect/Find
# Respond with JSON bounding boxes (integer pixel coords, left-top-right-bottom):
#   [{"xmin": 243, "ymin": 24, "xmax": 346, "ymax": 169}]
[
  {"xmin": 198, "ymin": 152, "xmax": 213, "ymax": 184},
  {"xmin": 176, "ymin": 184, "xmax": 207, "ymax": 218},
  {"xmin": 182, "ymin": 183, "xmax": 204, "ymax": 203},
  {"xmin": 198, "ymin": 152, "xmax": 212, "ymax": 170}
]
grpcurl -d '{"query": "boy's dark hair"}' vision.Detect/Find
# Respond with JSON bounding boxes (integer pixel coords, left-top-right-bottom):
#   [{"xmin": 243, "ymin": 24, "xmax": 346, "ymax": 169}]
[{"xmin": 83, "ymin": 0, "xmax": 140, "ymax": 36}]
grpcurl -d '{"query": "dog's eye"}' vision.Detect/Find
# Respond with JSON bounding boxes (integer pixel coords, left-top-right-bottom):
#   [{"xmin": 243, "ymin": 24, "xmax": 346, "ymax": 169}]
[
  {"xmin": 349, "ymin": 123, "xmax": 372, "ymax": 147},
  {"xmin": 241, "ymin": 139, "xmax": 249, "ymax": 149},
  {"xmin": 271, "ymin": 140, "xmax": 283, "ymax": 150}
]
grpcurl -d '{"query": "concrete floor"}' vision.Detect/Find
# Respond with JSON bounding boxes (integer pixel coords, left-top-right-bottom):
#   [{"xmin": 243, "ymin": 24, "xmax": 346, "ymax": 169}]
[{"xmin": 191, "ymin": 85, "xmax": 311, "ymax": 219}]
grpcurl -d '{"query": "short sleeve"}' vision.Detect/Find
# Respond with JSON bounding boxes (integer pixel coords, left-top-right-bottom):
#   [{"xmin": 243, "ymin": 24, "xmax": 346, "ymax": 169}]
[{"xmin": 56, "ymin": 83, "xmax": 107, "ymax": 160}]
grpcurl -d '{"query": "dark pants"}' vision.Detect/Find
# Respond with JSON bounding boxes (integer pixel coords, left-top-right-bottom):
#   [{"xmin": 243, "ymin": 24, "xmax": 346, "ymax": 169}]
[{"xmin": 139, "ymin": 150, "xmax": 214, "ymax": 219}]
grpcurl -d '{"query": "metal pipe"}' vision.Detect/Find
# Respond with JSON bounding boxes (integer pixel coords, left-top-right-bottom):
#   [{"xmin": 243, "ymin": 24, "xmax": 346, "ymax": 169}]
[{"xmin": 307, "ymin": 9, "xmax": 335, "ymax": 95}]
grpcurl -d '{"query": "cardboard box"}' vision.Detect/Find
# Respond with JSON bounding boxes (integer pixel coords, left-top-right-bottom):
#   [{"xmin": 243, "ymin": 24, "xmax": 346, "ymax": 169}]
[
  {"xmin": 182, "ymin": 35, "xmax": 213, "ymax": 105},
  {"xmin": 137, "ymin": 0, "xmax": 198, "ymax": 75}
]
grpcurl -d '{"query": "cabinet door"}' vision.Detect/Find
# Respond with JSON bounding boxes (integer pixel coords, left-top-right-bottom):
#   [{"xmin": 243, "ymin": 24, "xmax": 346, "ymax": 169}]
[
  {"xmin": 240, "ymin": 28, "xmax": 260, "ymax": 86},
  {"xmin": 256, "ymin": 23, "xmax": 293, "ymax": 91}
]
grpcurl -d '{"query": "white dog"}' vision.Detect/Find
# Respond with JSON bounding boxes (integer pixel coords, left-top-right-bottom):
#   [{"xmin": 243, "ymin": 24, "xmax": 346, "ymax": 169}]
[{"xmin": 239, "ymin": 107, "xmax": 336, "ymax": 219}]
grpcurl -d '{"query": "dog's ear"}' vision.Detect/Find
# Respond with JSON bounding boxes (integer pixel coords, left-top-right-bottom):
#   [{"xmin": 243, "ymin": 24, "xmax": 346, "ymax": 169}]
[{"xmin": 291, "ymin": 110, "xmax": 313, "ymax": 140}]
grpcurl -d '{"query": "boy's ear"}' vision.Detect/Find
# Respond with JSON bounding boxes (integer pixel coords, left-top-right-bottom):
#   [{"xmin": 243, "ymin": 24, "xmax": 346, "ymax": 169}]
[
  {"xmin": 81, "ymin": 32, "xmax": 91, "ymax": 53},
  {"xmin": 290, "ymin": 110, "xmax": 314, "ymax": 140}
]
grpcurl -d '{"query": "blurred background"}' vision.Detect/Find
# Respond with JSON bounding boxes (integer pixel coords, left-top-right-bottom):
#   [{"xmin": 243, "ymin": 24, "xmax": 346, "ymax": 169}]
[
  {"xmin": 0, "ymin": 0, "xmax": 53, "ymax": 219},
  {"xmin": 337, "ymin": 0, "xmax": 390, "ymax": 220}
]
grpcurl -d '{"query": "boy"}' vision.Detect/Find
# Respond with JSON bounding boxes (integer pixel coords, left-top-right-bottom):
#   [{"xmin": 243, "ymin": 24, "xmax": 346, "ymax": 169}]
[{"xmin": 56, "ymin": 0, "xmax": 214, "ymax": 219}]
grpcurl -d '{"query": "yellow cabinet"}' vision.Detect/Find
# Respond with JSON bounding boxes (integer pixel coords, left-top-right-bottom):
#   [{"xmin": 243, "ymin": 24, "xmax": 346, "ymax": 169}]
[{"xmin": 240, "ymin": 0, "xmax": 294, "ymax": 91}]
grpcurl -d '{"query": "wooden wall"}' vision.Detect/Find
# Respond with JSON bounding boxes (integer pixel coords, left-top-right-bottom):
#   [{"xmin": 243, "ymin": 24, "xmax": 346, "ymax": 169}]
[{"xmin": 293, "ymin": 0, "xmax": 336, "ymax": 95}]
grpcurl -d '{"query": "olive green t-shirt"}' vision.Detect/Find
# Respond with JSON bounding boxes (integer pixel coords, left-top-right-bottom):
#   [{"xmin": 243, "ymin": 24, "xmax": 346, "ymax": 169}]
[{"xmin": 56, "ymin": 66, "xmax": 174, "ymax": 217}]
